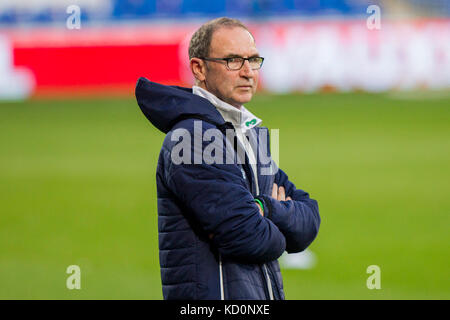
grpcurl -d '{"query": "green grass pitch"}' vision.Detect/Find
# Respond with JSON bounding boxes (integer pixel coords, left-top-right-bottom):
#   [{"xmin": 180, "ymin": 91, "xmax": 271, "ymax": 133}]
[{"xmin": 0, "ymin": 91, "xmax": 449, "ymax": 299}]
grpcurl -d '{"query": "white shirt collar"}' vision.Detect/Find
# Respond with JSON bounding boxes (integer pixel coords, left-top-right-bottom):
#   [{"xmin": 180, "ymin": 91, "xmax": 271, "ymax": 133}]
[{"xmin": 192, "ymin": 85, "xmax": 262, "ymax": 132}]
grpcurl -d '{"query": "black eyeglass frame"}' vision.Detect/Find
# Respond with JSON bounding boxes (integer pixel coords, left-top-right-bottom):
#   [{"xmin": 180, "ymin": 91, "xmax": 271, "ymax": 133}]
[{"xmin": 200, "ymin": 56, "xmax": 265, "ymax": 70}]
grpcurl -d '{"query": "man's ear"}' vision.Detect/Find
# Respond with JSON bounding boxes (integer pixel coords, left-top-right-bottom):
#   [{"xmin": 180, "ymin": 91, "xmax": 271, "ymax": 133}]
[{"xmin": 190, "ymin": 58, "xmax": 206, "ymax": 82}]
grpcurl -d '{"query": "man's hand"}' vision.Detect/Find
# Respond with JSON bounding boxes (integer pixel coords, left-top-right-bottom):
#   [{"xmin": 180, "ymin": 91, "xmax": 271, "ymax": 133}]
[
  {"xmin": 272, "ymin": 183, "xmax": 292, "ymax": 201},
  {"xmin": 256, "ymin": 184, "xmax": 292, "ymax": 218},
  {"xmin": 256, "ymin": 201, "xmax": 264, "ymax": 216}
]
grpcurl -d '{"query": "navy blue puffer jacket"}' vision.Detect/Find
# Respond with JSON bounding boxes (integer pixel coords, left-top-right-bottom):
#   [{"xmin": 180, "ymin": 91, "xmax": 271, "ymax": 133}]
[{"xmin": 135, "ymin": 78, "xmax": 320, "ymax": 300}]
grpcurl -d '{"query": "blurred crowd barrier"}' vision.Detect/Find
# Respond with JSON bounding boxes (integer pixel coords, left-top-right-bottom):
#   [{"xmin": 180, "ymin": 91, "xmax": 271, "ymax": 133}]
[
  {"xmin": 1, "ymin": 0, "xmax": 449, "ymax": 99},
  {"xmin": 252, "ymin": 19, "xmax": 450, "ymax": 93},
  {"xmin": 0, "ymin": 0, "xmax": 372, "ymax": 24},
  {"xmin": 1, "ymin": 18, "xmax": 449, "ymax": 99}
]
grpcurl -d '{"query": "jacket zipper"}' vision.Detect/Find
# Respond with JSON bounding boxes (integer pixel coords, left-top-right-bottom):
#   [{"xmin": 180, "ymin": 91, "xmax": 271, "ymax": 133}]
[
  {"xmin": 219, "ymin": 253, "xmax": 225, "ymax": 300},
  {"xmin": 219, "ymin": 123, "xmax": 275, "ymax": 300},
  {"xmin": 263, "ymin": 264, "xmax": 274, "ymax": 300},
  {"xmin": 243, "ymin": 130, "xmax": 275, "ymax": 301},
  {"xmin": 248, "ymin": 134, "xmax": 275, "ymax": 301}
]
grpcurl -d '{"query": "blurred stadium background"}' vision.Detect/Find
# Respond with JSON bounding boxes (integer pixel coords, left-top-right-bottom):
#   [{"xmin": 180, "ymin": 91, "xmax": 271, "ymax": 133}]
[{"xmin": 0, "ymin": 0, "xmax": 449, "ymax": 299}]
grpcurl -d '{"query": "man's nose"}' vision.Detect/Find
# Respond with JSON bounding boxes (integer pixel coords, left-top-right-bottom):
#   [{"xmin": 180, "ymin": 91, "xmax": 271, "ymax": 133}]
[{"xmin": 239, "ymin": 60, "xmax": 255, "ymax": 78}]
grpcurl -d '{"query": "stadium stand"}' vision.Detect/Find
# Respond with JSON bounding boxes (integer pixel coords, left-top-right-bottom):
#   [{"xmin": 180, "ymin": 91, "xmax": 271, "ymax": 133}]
[{"xmin": 1, "ymin": 0, "xmax": 377, "ymax": 25}]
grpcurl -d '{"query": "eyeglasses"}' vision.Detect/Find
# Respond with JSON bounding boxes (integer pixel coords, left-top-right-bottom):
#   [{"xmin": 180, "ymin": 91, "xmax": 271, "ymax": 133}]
[{"xmin": 200, "ymin": 56, "xmax": 264, "ymax": 70}]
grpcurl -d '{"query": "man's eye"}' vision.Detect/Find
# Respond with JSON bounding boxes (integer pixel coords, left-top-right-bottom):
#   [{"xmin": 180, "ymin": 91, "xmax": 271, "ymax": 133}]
[
  {"xmin": 249, "ymin": 57, "xmax": 261, "ymax": 63},
  {"xmin": 228, "ymin": 58, "xmax": 242, "ymax": 63}
]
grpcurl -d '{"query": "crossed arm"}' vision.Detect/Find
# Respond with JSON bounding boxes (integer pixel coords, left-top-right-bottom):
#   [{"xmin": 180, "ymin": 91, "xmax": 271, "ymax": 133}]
[
  {"xmin": 256, "ymin": 168, "xmax": 321, "ymax": 253},
  {"xmin": 168, "ymin": 161, "xmax": 320, "ymax": 262},
  {"xmin": 165, "ymin": 123, "xmax": 319, "ymax": 262}
]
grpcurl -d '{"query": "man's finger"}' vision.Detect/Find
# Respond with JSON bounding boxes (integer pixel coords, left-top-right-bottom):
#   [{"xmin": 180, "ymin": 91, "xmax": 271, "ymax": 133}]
[
  {"xmin": 278, "ymin": 186, "xmax": 286, "ymax": 201},
  {"xmin": 272, "ymin": 183, "xmax": 278, "ymax": 199},
  {"xmin": 286, "ymin": 196, "xmax": 292, "ymax": 201},
  {"xmin": 256, "ymin": 202, "xmax": 264, "ymax": 216}
]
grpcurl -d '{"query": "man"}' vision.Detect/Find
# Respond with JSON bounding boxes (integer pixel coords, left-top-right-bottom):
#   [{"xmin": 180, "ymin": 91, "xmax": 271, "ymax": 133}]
[{"xmin": 135, "ymin": 17, "xmax": 320, "ymax": 300}]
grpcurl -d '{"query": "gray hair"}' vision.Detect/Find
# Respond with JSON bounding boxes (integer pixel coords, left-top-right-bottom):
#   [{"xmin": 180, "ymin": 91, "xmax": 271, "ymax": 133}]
[{"xmin": 188, "ymin": 17, "xmax": 253, "ymax": 60}]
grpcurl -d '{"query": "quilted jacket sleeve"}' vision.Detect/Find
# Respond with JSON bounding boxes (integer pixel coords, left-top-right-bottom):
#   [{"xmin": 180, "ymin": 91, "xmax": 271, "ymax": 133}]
[{"xmin": 256, "ymin": 168, "xmax": 320, "ymax": 253}]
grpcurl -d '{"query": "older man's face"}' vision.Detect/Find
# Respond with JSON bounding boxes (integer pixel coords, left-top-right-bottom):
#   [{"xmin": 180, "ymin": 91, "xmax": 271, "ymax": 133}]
[{"xmin": 203, "ymin": 26, "xmax": 259, "ymax": 108}]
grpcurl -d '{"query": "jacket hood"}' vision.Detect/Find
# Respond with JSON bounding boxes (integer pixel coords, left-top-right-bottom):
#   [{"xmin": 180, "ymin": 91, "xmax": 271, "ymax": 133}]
[{"xmin": 135, "ymin": 77, "xmax": 226, "ymax": 134}]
